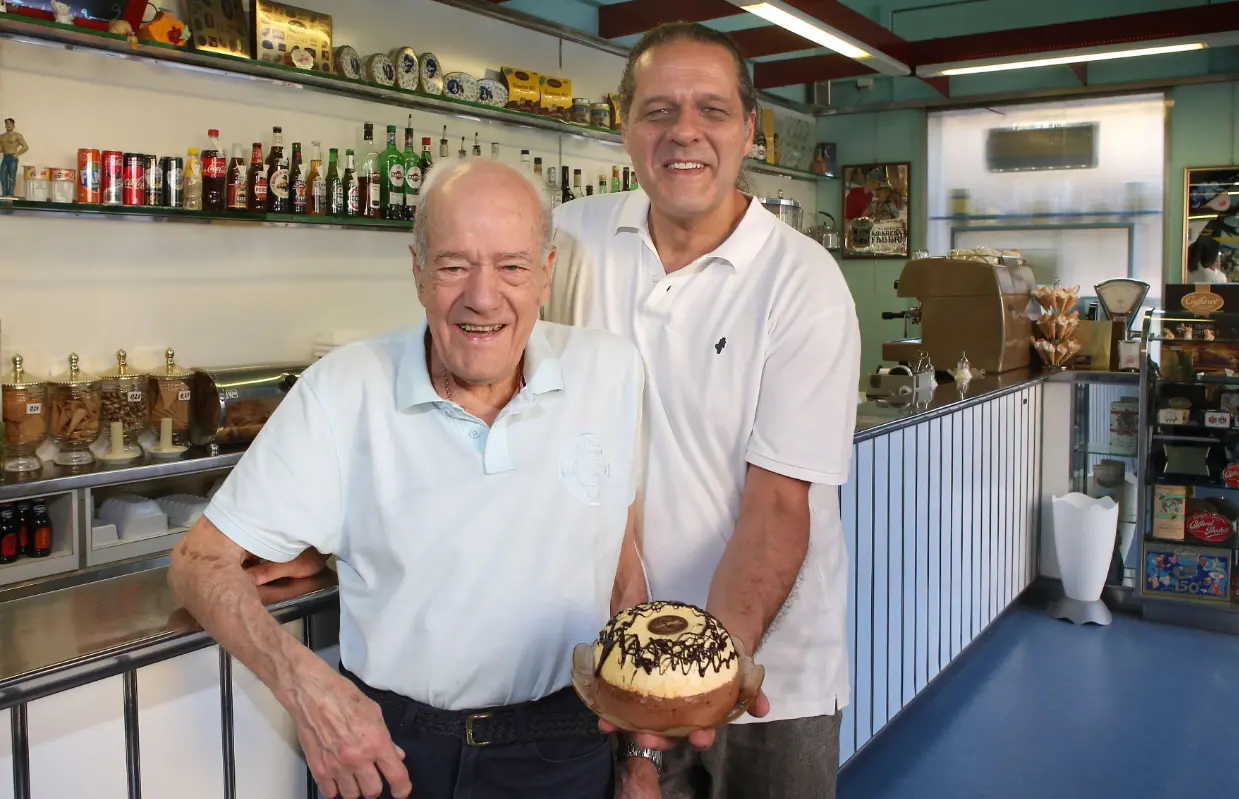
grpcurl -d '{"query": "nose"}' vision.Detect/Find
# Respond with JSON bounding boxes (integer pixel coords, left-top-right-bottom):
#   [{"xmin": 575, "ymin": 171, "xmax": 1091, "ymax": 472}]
[
  {"xmin": 668, "ymin": 109, "xmax": 703, "ymax": 147},
  {"xmin": 461, "ymin": 265, "xmax": 502, "ymax": 314}
]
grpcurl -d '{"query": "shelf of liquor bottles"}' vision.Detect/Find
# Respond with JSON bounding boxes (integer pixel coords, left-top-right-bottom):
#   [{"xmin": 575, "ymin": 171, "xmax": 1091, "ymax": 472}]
[
  {"xmin": 0, "ymin": 13, "xmax": 830, "ymax": 186},
  {"xmin": 0, "ymin": 198, "xmax": 412, "ymax": 231}
]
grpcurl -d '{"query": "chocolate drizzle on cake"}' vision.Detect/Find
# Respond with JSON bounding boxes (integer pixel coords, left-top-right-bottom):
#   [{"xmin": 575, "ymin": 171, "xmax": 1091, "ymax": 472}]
[{"xmin": 595, "ymin": 601, "xmax": 738, "ymax": 679}]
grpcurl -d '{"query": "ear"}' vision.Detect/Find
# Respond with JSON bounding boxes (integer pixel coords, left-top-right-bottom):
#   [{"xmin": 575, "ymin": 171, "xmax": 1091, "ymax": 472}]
[{"xmin": 539, "ymin": 246, "xmax": 557, "ymax": 306}]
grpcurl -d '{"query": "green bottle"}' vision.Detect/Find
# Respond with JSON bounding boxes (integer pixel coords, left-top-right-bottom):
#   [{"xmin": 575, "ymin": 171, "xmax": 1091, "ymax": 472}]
[
  {"xmin": 419, "ymin": 136, "xmax": 434, "ymax": 185},
  {"xmin": 379, "ymin": 124, "xmax": 404, "ymax": 221},
  {"xmin": 401, "ymin": 117, "xmax": 420, "ymax": 222},
  {"xmin": 325, "ymin": 148, "xmax": 342, "ymax": 216},
  {"xmin": 610, "ymin": 165, "xmax": 621, "ymax": 194}
]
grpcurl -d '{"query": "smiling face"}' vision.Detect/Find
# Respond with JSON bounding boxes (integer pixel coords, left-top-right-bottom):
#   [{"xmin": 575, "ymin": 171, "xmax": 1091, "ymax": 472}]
[
  {"xmin": 623, "ymin": 38, "xmax": 753, "ymax": 223},
  {"xmin": 412, "ymin": 162, "xmax": 553, "ymax": 386}
]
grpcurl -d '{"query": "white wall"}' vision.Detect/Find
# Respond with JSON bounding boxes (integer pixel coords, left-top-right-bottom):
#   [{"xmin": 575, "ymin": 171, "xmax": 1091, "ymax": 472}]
[
  {"xmin": 0, "ymin": 0, "xmax": 815, "ymax": 378},
  {"xmin": 926, "ymin": 94, "xmax": 1165, "ymax": 298}
]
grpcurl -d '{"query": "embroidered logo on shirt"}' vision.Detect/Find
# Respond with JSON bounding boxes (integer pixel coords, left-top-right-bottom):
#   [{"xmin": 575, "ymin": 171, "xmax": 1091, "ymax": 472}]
[
  {"xmin": 715, "ymin": 337, "xmax": 727, "ymax": 354},
  {"xmin": 557, "ymin": 433, "xmax": 611, "ymax": 506}
]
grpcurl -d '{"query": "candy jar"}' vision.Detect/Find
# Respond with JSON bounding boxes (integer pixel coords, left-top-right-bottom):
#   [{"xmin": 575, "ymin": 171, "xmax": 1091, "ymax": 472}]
[
  {"xmin": 2, "ymin": 354, "xmax": 47, "ymax": 473},
  {"xmin": 48, "ymin": 353, "xmax": 102, "ymax": 466},
  {"xmin": 99, "ymin": 349, "xmax": 148, "ymax": 461},
  {"xmin": 149, "ymin": 348, "xmax": 192, "ymax": 448}
]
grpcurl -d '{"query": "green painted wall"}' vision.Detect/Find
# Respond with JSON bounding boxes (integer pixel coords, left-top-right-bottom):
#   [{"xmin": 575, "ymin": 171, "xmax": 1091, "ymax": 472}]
[
  {"xmin": 1166, "ymin": 82, "xmax": 1239, "ymax": 282},
  {"xmin": 817, "ymin": 110, "xmax": 927, "ymax": 373}
]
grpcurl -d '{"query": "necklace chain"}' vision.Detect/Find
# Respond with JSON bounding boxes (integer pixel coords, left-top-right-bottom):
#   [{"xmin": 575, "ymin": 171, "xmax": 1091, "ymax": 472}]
[{"xmin": 441, "ymin": 360, "xmax": 525, "ymax": 405}]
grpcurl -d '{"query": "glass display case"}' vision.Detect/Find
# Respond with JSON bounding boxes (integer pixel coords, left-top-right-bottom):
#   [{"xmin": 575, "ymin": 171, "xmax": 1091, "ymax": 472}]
[{"xmin": 1138, "ymin": 309, "xmax": 1239, "ymax": 625}]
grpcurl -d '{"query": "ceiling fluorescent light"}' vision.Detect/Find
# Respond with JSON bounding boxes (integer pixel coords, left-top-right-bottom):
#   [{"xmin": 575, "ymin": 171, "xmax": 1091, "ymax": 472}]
[
  {"xmin": 741, "ymin": 2, "xmax": 870, "ymax": 60},
  {"xmin": 921, "ymin": 42, "xmax": 1206, "ymax": 78},
  {"xmin": 729, "ymin": 0, "xmax": 910, "ymax": 76}
]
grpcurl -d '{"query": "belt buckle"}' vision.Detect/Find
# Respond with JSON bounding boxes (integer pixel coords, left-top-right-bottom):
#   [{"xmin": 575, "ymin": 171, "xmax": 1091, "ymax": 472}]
[{"xmin": 465, "ymin": 712, "xmax": 493, "ymax": 747}]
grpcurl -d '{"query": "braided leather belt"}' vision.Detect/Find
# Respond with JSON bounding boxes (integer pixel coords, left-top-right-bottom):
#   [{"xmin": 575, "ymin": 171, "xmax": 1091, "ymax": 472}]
[{"xmin": 343, "ymin": 668, "xmax": 603, "ymax": 748}]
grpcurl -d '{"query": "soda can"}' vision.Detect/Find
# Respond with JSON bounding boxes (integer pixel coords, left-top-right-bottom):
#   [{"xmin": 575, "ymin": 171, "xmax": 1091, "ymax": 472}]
[
  {"xmin": 77, "ymin": 149, "xmax": 101, "ymax": 203},
  {"xmin": 161, "ymin": 156, "xmax": 183, "ymax": 208},
  {"xmin": 144, "ymin": 155, "xmax": 162, "ymax": 206},
  {"xmin": 122, "ymin": 153, "xmax": 145, "ymax": 206},
  {"xmin": 101, "ymin": 151, "xmax": 123, "ymax": 205}
]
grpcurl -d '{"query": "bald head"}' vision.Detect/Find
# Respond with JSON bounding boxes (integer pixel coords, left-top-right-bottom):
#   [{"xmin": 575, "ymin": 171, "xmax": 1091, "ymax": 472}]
[{"xmin": 412, "ymin": 159, "xmax": 552, "ymax": 270}]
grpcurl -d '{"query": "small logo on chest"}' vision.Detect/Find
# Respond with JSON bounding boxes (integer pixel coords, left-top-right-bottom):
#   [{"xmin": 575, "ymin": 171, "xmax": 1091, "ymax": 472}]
[
  {"xmin": 557, "ymin": 433, "xmax": 611, "ymax": 506},
  {"xmin": 715, "ymin": 337, "xmax": 727, "ymax": 354}
]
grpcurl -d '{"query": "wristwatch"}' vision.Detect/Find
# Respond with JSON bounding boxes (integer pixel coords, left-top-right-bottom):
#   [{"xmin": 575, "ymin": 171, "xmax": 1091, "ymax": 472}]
[{"xmin": 620, "ymin": 737, "xmax": 664, "ymax": 773}]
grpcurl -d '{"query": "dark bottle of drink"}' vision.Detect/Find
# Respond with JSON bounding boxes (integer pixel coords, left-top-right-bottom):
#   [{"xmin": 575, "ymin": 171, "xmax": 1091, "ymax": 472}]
[
  {"xmin": 343, "ymin": 149, "xmax": 359, "ymax": 217},
  {"xmin": 265, "ymin": 127, "xmax": 283, "ymax": 171},
  {"xmin": 16, "ymin": 502, "xmax": 31, "ymax": 557},
  {"xmin": 30, "ymin": 500, "xmax": 51, "ymax": 558},
  {"xmin": 290, "ymin": 143, "xmax": 307, "ymax": 215},
  {"xmin": 561, "ymin": 165, "xmax": 574, "ymax": 205},
  {"xmin": 246, "ymin": 143, "xmax": 268, "ymax": 212},
  {"xmin": 267, "ymin": 147, "xmax": 289, "ymax": 213},
  {"xmin": 0, "ymin": 505, "xmax": 18, "ymax": 564},
  {"xmin": 420, "ymin": 136, "xmax": 433, "ymax": 182},
  {"xmin": 226, "ymin": 143, "xmax": 247, "ymax": 211},
  {"xmin": 622, "ymin": 167, "xmax": 631, "ymax": 192},
  {"xmin": 202, "ymin": 129, "xmax": 227, "ymax": 212},
  {"xmin": 326, "ymin": 148, "xmax": 342, "ymax": 216}
]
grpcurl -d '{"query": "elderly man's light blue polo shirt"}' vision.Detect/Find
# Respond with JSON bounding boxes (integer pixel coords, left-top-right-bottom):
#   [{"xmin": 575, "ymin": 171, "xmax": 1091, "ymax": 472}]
[{"xmin": 205, "ymin": 320, "xmax": 645, "ymax": 710}]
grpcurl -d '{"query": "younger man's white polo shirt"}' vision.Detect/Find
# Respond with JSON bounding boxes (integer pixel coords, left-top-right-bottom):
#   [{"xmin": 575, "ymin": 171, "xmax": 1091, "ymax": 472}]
[
  {"xmin": 548, "ymin": 191, "xmax": 861, "ymax": 723},
  {"xmin": 205, "ymin": 320, "xmax": 645, "ymax": 711}
]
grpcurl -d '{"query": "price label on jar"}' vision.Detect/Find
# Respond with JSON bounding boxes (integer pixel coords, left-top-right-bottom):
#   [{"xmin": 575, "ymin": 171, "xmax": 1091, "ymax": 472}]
[
  {"xmin": 127, "ymin": 390, "xmax": 144, "ymax": 403},
  {"xmin": 178, "ymin": 390, "xmax": 192, "ymax": 402},
  {"xmin": 25, "ymin": 402, "xmax": 42, "ymax": 415}
]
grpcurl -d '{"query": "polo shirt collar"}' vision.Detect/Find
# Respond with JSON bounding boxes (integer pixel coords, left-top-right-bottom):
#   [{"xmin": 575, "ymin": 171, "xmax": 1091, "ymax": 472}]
[
  {"xmin": 613, "ymin": 189, "xmax": 777, "ymax": 272},
  {"xmin": 396, "ymin": 320, "xmax": 564, "ymax": 410}
]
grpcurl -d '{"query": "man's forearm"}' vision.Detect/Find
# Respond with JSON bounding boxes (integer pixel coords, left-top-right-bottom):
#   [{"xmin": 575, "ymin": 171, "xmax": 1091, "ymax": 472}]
[
  {"xmin": 168, "ymin": 521, "xmax": 318, "ymax": 706},
  {"xmin": 706, "ymin": 465, "xmax": 810, "ymax": 655},
  {"xmin": 611, "ymin": 504, "xmax": 649, "ymax": 615}
]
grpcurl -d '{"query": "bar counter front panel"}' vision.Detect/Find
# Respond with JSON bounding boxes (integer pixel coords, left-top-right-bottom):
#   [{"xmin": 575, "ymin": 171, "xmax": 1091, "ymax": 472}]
[{"xmin": 0, "ymin": 375, "xmax": 1047, "ymax": 795}]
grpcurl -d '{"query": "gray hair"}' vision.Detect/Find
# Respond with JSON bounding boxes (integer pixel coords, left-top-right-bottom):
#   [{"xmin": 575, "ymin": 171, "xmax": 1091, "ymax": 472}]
[{"xmin": 412, "ymin": 158, "xmax": 555, "ymax": 270}]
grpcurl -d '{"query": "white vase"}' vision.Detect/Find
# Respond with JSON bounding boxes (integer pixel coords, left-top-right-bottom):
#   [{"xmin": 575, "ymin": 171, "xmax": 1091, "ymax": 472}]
[{"xmin": 1051, "ymin": 493, "xmax": 1120, "ymax": 625}]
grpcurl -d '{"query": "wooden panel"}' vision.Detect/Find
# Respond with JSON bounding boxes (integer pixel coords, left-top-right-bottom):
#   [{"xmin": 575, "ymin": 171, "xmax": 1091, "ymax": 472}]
[
  {"xmin": 597, "ymin": 0, "xmax": 738, "ymax": 40},
  {"xmin": 27, "ymin": 676, "xmax": 127, "ymax": 797},
  {"xmin": 138, "ymin": 647, "xmax": 225, "ymax": 799}
]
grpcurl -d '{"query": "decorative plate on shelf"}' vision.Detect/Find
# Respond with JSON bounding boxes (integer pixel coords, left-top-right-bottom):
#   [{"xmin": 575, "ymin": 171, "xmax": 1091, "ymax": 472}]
[
  {"xmin": 420, "ymin": 52, "xmax": 443, "ymax": 95},
  {"xmin": 390, "ymin": 46, "xmax": 419, "ymax": 91},
  {"xmin": 365, "ymin": 53, "xmax": 396, "ymax": 86},
  {"xmin": 477, "ymin": 79, "xmax": 508, "ymax": 108},
  {"xmin": 333, "ymin": 45, "xmax": 362, "ymax": 80},
  {"xmin": 444, "ymin": 72, "xmax": 479, "ymax": 103}
]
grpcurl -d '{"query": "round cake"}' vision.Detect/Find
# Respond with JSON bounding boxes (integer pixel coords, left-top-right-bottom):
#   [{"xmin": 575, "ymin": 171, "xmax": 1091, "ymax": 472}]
[{"xmin": 591, "ymin": 601, "xmax": 740, "ymax": 731}]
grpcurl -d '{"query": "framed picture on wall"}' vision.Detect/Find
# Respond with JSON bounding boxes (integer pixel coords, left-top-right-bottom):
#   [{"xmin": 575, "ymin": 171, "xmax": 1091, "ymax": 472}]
[
  {"xmin": 1184, "ymin": 165, "xmax": 1239, "ymax": 282},
  {"xmin": 842, "ymin": 162, "xmax": 911, "ymax": 259}
]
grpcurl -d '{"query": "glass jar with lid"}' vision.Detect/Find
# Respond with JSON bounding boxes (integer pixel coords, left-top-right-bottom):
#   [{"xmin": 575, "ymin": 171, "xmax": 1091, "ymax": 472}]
[
  {"xmin": 48, "ymin": 353, "xmax": 102, "ymax": 466},
  {"xmin": 150, "ymin": 348, "xmax": 192, "ymax": 447},
  {"xmin": 100, "ymin": 349, "xmax": 149, "ymax": 456},
  {"xmin": 2, "ymin": 354, "xmax": 47, "ymax": 473}
]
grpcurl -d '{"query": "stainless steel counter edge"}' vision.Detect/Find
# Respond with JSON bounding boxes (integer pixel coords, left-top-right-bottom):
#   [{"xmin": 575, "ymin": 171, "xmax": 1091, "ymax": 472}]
[
  {"xmin": 853, "ymin": 369, "xmax": 1137, "ymax": 443},
  {"xmin": 0, "ymin": 569, "xmax": 338, "ymax": 709},
  {"xmin": 0, "ymin": 450, "xmax": 243, "ymax": 502}
]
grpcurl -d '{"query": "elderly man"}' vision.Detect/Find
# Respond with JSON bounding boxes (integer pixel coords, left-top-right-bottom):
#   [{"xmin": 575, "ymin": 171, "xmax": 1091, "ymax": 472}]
[
  {"xmin": 169, "ymin": 159, "xmax": 648, "ymax": 799},
  {"xmin": 547, "ymin": 22, "xmax": 861, "ymax": 799}
]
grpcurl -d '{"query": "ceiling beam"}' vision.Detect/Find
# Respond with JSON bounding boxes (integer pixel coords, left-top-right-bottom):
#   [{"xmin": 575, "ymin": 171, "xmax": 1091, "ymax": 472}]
[
  {"xmin": 598, "ymin": 0, "xmax": 740, "ymax": 40},
  {"xmin": 909, "ymin": 0, "xmax": 1239, "ymax": 65},
  {"xmin": 753, "ymin": 54, "xmax": 877, "ymax": 89},
  {"xmin": 729, "ymin": 25, "xmax": 817, "ymax": 60}
]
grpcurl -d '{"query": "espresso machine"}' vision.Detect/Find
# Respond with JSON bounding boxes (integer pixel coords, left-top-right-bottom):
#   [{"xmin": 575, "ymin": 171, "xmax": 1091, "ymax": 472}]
[{"xmin": 882, "ymin": 257, "xmax": 1037, "ymax": 374}]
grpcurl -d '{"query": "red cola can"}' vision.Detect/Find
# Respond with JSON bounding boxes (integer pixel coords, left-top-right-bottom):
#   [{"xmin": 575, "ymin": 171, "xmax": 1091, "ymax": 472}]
[
  {"xmin": 101, "ymin": 150, "xmax": 123, "ymax": 205},
  {"xmin": 122, "ymin": 153, "xmax": 145, "ymax": 206}
]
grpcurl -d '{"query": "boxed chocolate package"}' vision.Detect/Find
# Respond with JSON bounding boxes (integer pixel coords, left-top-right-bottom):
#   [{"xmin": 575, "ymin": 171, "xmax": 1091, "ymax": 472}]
[
  {"xmin": 1144, "ymin": 539, "xmax": 1230, "ymax": 602},
  {"xmin": 539, "ymin": 75, "xmax": 572, "ymax": 120},
  {"xmin": 1185, "ymin": 496, "xmax": 1238, "ymax": 545},
  {"xmin": 502, "ymin": 67, "xmax": 541, "ymax": 114},
  {"xmin": 1152, "ymin": 485, "xmax": 1187, "ymax": 541},
  {"xmin": 252, "ymin": 0, "xmax": 332, "ymax": 72}
]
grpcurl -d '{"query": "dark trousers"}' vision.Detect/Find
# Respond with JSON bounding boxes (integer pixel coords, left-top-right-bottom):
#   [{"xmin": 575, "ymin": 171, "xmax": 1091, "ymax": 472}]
[{"xmin": 344, "ymin": 670, "xmax": 613, "ymax": 799}]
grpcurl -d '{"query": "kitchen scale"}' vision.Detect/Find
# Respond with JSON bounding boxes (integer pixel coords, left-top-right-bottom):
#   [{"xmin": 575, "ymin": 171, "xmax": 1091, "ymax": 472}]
[{"xmin": 1095, "ymin": 278, "xmax": 1151, "ymax": 371}]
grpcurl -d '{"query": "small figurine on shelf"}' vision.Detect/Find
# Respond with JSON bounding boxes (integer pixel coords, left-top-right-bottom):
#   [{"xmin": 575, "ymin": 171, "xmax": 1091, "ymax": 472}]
[
  {"xmin": 108, "ymin": 18, "xmax": 139, "ymax": 49},
  {"xmin": 50, "ymin": 0, "xmax": 72, "ymax": 24},
  {"xmin": 0, "ymin": 117, "xmax": 28, "ymax": 199}
]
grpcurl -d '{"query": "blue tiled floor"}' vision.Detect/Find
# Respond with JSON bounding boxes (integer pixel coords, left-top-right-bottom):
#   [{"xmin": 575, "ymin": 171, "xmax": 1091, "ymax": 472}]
[{"xmin": 839, "ymin": 603, "xmax": 1239, "ymax": 799}]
